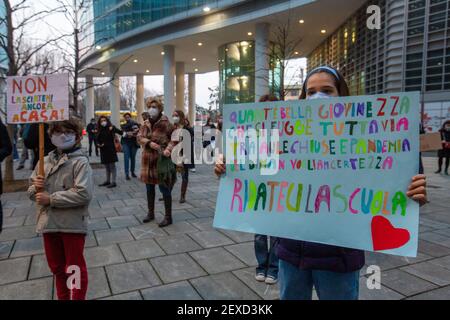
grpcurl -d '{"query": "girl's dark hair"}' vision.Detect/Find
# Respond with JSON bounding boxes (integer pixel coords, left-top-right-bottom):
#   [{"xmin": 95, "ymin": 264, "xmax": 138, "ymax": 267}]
[
  {"xmin": 441, "ymin": 120, "xmax": 450, "ymax": 130},
  {"xmin": 173, "ymin": 110, "xmax": 187, "ymax": 126},
  {"xmin": 299, "ymin": 66, "xmax": 350, "ymax": 99},
  {"xmin": 124, "ymin": 112, "xmax": 132, "ymax": 118},
  {"xmin": 259, "ymin": 94, "xmax": 279, "ymax": 102},
  {"xmin": 97, "ymin": 116, "xmax": 112, "ymax": 128}
]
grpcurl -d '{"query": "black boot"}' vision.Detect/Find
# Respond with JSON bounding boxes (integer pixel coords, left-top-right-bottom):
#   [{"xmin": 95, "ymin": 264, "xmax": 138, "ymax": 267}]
[
  {"xmin": 143, "ymin": 188, "xmax": 155, "ymax": 223},
  {"xmin": 159, "ymin": 195, "xmax": 173, "ymax": 228},
  {"xmin": 180, "ymin": 180, "xmax": 188, "ymax": 204}
]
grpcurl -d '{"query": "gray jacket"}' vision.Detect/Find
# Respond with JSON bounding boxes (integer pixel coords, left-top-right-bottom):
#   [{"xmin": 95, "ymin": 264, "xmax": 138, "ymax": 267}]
[{"xmin": 28, "ymin": 148, "xmax": 93, "ymax": 234}]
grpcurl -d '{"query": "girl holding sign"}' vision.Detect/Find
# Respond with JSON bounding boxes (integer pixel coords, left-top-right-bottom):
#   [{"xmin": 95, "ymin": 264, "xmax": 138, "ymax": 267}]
[
  {"xmin": 29, "ymin": 119, "xmax": 92, "ymax": 300},
  {"xmin": 215, "ymin": 66, "xmax": 428, "ymax": 300}
]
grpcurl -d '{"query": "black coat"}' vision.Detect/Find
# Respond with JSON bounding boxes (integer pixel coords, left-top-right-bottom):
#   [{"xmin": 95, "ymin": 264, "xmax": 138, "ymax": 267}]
[
  {"xmin": 0, "ymin": 119, "xmax": 13, "ymax": 194},
  {"xmin": 120, "ymin": 120, "xmax": 140, "ymax": 147},
  {"xmin": 96, "ymin": 126, "xmax": 123, "ymax": 164}
]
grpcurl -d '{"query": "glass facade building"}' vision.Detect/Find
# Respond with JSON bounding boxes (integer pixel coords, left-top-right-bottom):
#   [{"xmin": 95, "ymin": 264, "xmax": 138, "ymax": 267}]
[
  {"xmin": 308, "ymin": 0, "xmax": 450, "ymax": 131},
  {"xmin": 91, "ymin": 0, "xmax": 217, "ymax": 44}
]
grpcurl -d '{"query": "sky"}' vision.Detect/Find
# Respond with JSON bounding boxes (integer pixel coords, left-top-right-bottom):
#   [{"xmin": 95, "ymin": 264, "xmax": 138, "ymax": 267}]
[{"xmin": 17, "ymin": 0, "xmax": 306, "ymax": 109}]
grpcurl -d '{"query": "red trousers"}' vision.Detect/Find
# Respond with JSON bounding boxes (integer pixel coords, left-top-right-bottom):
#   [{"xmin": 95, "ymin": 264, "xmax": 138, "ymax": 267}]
[{"xmin": 43, "ymin": 233, "xmax": 88, "ymax": 300}]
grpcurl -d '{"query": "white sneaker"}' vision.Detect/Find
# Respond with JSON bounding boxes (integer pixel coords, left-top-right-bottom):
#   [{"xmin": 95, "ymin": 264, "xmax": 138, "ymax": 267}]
[
  {"xmin": 190, "ymin": 168, "xmax": 196, "ymax": 173},
  {"xmin": 255, "ymin": 273, "xmax": 266, "ymax": 282},
  {"xmin": 265, "ymin": 276, "xmax": 278, "ymax": 285}
]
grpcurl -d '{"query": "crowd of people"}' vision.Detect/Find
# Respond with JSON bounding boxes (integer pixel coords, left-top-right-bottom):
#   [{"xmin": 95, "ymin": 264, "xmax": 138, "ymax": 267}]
[{"xmin": 0, "ymin": 65, "xmax": 439, "ymax": 301}]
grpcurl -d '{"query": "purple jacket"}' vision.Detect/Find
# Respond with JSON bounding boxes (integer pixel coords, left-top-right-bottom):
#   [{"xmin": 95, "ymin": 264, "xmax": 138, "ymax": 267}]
[{"xmin": 277, "ymin": 238, "xmax": 365, "ymax": 273}]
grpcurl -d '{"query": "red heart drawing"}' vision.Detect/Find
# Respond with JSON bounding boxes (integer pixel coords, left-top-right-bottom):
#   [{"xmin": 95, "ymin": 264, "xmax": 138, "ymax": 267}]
[{"xmin": 371, "ymin": 216, "xmax": 410, "ymax": 251}]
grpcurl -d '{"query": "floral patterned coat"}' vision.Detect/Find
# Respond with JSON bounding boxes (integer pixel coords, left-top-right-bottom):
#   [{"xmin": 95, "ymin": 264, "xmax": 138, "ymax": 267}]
[{"xmin": 137, "ymin": 115, "xmax": 175, "ymax": 185}]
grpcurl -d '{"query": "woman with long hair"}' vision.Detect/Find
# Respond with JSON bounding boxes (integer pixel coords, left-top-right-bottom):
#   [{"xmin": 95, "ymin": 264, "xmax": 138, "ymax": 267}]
[
  {"xmin": 215, "ymin": 66, "xmax": 428, "ymax": 300},
  {"xmin": 171, "ymin": 110, "xmax": 195, "ymax": 204}
]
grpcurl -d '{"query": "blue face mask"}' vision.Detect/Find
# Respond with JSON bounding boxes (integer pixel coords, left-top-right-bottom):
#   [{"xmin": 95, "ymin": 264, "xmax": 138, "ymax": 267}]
[{"xmin": 307, "ymin": 92, "xmax": 333, "ymax": 100}]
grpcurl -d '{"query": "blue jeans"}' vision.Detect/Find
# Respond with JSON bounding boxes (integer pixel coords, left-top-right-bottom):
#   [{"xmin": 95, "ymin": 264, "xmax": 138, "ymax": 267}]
[
  {"xmin": 255, "ymin": 235, "xmax": 279, "ymax": 278},
  {"xmin": 279, "ymin": 259, "xmax": 360, "ymax": 300},
  {"xmin": 123, "ymin": 143, "xmax": 138, "ymax": 176},
  {"xmin": 146, "ymin": 184, "xmax": 172, "ymax": 197}
]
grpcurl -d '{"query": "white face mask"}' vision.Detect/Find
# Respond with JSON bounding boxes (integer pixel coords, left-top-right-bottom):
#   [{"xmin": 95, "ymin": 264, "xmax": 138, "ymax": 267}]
[
  {"xmin": 51, "ymin": 133, "xmax": 77, "ymax": 150},
  {"xmin": 173, "ymin": 116, "xmax": 180, "ymax": 124},
  {"xmin": 148, "ymin": 107, "xmax": 160, "ymax": 119},
  {"xmin": 101, "ymin": 121, "xmax": 108, "ymax": 127},
  {"xmin": 307, "ymin": 92, "xmax": 333, "ymax": 100}
]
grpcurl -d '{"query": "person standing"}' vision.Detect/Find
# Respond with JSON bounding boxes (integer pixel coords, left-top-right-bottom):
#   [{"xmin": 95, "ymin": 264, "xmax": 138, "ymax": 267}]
[
  {"xmin": 0, "ymin": 118, "xmax": 13, "ymax": 234},
  {"xmin": 23, "ymin": 123, "xmax": 56, "ymax": 170},
  {"xmin": 138, "ymin": 100, "xmax": 176, "ymax": 227},
  {"xmin": 121, "ymin": 113, "xmax": 140, "ymax": 180},
  {"xmin": 96, "ymin": 116, "xmax": 123, "ymax": 188},
  {"xmin": 86, "ymin": 118, "xmax": 99, "ymax": 157},
  {"xmin": 172, "ymin": 110, "xmax": 194, "ymax": 204},
  {"xmin": 28, "ymin": 119, "xmax": 92, "ymax": 300},
  {"xmin": 215, "ymin": 66, "xmax": 428, "ymax": 300},
  {"xmin": 17, "ymin": 125, "xmax": 30, "ymax": 170},
  {"xmin": 435, "ymin": 120, "xmax": 450, "ymax": 175}
]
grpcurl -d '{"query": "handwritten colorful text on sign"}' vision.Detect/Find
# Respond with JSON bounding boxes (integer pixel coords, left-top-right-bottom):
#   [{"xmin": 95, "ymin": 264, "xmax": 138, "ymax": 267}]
[
  {"xmin": 6, "ymin": 74, "xmax": 69, "ymax": 124},
  {"xmin": 213, "ymin": 92, "xmax": 420, "ymax": 257}
]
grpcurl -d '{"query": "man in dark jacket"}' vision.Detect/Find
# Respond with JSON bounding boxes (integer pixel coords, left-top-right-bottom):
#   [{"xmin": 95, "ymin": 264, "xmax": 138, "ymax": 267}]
[
  {"xmin": 23, "ymin": 123, "xmax": 56, "ymax": 170},
  {"xmin": 120, "ymin": 113, "xmax": 140, "ymax": 180},
  {"xmin": 86, "ymin": 118, "xmax": 99, "ymax": 157},
  {"xmin": 0, "ymin": 118, "xmax": 13, "ymax": 233}
]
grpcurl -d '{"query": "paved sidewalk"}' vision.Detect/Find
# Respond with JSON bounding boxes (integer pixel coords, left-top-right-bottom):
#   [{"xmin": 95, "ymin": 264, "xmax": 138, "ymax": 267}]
[{"xmin": 0, "ymin": 147, "xmax": 449, "ymax": 300}]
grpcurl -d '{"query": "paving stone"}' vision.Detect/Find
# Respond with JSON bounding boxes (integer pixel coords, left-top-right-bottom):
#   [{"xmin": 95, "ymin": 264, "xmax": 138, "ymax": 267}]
[
  {"xmin": 418, "ymin": 240, "xmax": 450, "ymax": 257},
  {"xmin": 190, "ymin": 272, "xmax": 261, "ymax": 300},
  {"xmin": 0, "ymin": 277, "xmax": 53, "ymax": 300},
  {"xmin": 380, "ymin": 269, "xmax": 438, "ymax": 296},
  {"xmin": 428, "ymin": 255, "xmax": 450, "ymax": 270},
  {"xmin": 224, "ymin": 242, "xmax": 257, "ymax": 266},
  {"xmin": 0, "ymin": 226, "xmax": 36, "ymax": 242},
  {"xmin": 189, "ymin": 218, "xmax": 215, "ymax": 231},
  {"xmin": 29, "ymin": 254, "xmax": 52, "ymax": 279},
  {"xmin": 89, "ymin": 207, "xmax": 118, "ymax": 218},
  {"xmin": 98, "ymin": 199, "xmax": 126, "ymax": 209},
  {"xmin": 188, "ymin": 231, "xmax": 234, "ymax": 249},
  {"xmin": 141, "ymin": 281, "xmax": 202, "ymax": 300},
  {"xmin": 358, "ymin": 278, "xmax": 404, "ymax": 300},
  {"xmin": 101, "ymin": 291, "xmax": 143, "ymax": 300},
  {"xmin": 85, "ymin": 231, "xmax": 98, "ymax": 248},
  {"xmin": 163, "ymin": 221, "xmax": 199, "ymax": 235},
  {"xmin": 3, "ymin": 200, "xmax": 33, "ymax": 209},
  {"xmin": 1, "ymin": 207, "xmax": 14, "ymax": 218},
  {"xmin": 129, "ymin": 223, "xmax": 169, "ymax": 240},
  {"xmin": 95, "ymin": 228, "xmax": 134, "ymax": 246},
  {"xmin": 364, "ymin": 252, "xmax": 430, "ymax": 272},
  {"xmin": 419, "ymin": 232, "xmax": 450, "ymax": 248},
  {"xmin": 155, "ymin": 234, "xmax": 202, "ymax": 255},
  {"xmin": 106, "ymin": 260, "xmax": 161, "ymax": 295},
  {"xmin": 107, "ymin": 216, "xmax": 140, "ymax": 229},
  {"xmin": 407, "ymin": 285, "xmax": 450, "ymax": 300},
  {"xmin": 151, "ymin": 253, "xmax": 207, "ymax": 283},
  {"xmin": 2, "ymin": 216, "xmax": 26, "ymax": 228},
  {"xmin": 10, "ymin": 236, "xmax": 44, "ymax": 258},
  {"xmin": 87, "ymin": 218, "xmax": 110, "ymax": 231},
  {"xmin": 218, "ymin": 229, "xmax": 255, "ymax": 243},
  {"xmin": 115, "ymin": 205, "xmax": 147, "ymax": 216},
  {"xmin": 85, "ymin": 245, "xmax": 125, "ymax": 268},
  {"xmin": 171, "ymin": 210, "xmax": 197, "ymax": 222},
  {"xmin": 0, "ymin": 241, "xmax": 13, "ymax": 260},
  {"xmin": 401, "ymin": 261, "xmax": 450, "ymax": 286},
  {"xmin": 188, "ymin": 208, "xmax": 215, "ymax": 218},
  {"xmin": 0, "ymin": 257, "xmax": 31, "ymax": 285},
  {"xmin": 87, "ymin": 267, "xmax": 111, "ymax": 300},
  {"xmin": 119, "ymin": 238, "xmax": 165, "ymax": 261},
  {"xmin": 233, "ymin": 268, "xmax": 279, "ymax": 300},
  {"xmin": 190, "ymin": 247, "xmax": 246, "ymax": 274}
]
